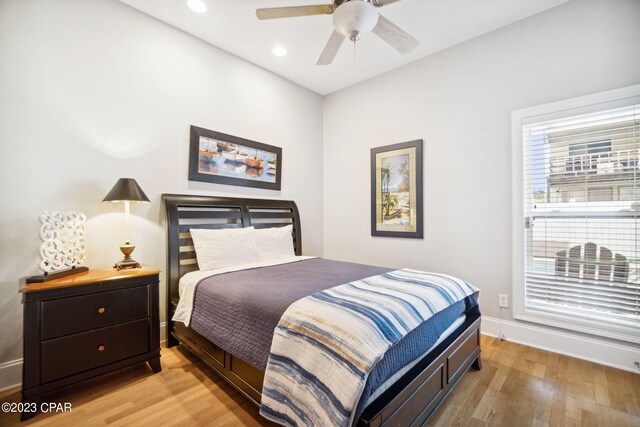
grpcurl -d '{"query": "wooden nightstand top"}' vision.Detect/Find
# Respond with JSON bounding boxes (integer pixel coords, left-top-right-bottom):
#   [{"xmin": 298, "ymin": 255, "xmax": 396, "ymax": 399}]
[{"xmin": 20, "ymin": 267, "xmax": 160, "ymax": 293}]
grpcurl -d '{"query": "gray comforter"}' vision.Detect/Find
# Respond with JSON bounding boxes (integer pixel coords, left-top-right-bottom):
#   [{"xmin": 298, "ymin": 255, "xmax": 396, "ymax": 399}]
[{"xmin": 190, "ymin": 258, "xmax": 391, "ymax": 370}]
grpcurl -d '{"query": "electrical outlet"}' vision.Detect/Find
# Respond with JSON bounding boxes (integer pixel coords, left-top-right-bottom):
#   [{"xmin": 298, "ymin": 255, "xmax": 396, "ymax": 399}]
[{"xmin": 499, "ymin": 294, "xmax": 509, "ymax": 308}]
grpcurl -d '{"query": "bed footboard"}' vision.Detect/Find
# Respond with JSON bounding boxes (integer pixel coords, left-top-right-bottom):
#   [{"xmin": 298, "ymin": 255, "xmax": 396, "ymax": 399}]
[{"xmin": 358, "ymin": 314, "xmax": 481, "ymax": 426}]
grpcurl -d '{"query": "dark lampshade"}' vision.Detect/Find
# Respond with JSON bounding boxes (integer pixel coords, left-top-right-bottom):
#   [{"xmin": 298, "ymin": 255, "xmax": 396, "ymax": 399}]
[{"xmin": 102, "ymin": 178, "xmax": 150, "ymax": 203}]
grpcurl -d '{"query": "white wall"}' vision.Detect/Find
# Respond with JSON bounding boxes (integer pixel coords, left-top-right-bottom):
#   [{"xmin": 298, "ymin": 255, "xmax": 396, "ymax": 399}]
[
  {"xmin": 323, "ymin": 0, "xmax": 640, "ymax": 362},
  {"xmin": 0, "ymin": 0, "xmax": 324, "ymax": 379}
]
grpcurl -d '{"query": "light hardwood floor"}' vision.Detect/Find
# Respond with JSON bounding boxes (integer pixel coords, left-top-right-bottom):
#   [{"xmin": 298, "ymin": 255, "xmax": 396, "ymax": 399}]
[{"xmin": 1, "ymin": 335, "xmax": 638, "ymax": 426}]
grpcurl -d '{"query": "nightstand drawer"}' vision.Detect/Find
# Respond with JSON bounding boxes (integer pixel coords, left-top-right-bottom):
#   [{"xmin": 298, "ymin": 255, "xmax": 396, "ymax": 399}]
[
  {"xmin": 41, "ymin": 285, "xmax": 149, "ymax": 340},
  {"xmin": 41, "ymin": 319, "xmax": 150, "ymax": 383}
]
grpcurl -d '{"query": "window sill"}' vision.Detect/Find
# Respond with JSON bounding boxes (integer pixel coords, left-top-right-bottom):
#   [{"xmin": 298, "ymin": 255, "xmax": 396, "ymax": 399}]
[{"xmin": 515, "ymin": 308, "xmax": 640, "ymax": 345}]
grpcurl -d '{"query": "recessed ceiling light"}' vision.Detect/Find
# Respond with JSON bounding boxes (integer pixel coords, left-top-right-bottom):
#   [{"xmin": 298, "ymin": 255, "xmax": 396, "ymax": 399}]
[
  {"xmin": 187, "ymin": 0, "xmax": 207, "ymax": 14},
  {"xmin": 272, "ymin": 46, "xmax": 287, "ymax": 57}
]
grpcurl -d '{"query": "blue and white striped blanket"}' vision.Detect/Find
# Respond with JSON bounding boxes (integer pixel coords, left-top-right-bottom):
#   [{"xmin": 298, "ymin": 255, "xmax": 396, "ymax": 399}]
[{"xmin": 259, "ymin": 269, "xmax": 478, "ymax": 427}]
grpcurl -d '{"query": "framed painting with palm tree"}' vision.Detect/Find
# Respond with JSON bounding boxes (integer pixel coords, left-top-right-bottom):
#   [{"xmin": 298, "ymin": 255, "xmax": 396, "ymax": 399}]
[{"xmin": 371, "ymin": 140, "xmax": 423, "ymax": 238}]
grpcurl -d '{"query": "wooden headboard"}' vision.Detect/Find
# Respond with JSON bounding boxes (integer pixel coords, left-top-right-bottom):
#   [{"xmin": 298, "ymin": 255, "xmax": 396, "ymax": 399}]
[{"xmin": 162, "ymin": 194, "xmax": 302, "ymax": 308}]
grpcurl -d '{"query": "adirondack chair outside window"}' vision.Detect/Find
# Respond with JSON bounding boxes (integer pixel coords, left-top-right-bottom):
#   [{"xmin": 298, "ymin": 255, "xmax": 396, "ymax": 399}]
[{"xmin": 554, "ymin": 242, "xmax": 630, "ymax": 283}]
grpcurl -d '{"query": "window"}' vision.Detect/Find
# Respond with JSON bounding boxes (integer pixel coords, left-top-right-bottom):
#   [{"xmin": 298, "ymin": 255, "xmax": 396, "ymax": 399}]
[
  {"xmin": 568, "ymin": 140, "xmax": 611, "ymax": 157},
  {"xmin": 512, "ymin": 85, "xmax": 640, "ymax": 343}
]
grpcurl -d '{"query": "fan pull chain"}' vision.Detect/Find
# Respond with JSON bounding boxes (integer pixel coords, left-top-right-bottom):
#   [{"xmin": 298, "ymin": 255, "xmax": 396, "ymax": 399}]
[{"xmin": 353, "ymin": 39, "xmax": 357, "ymax": 65}]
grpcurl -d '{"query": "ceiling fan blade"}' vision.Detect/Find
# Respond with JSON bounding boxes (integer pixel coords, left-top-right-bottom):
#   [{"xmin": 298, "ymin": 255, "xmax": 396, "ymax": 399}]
[
  {"xmin": 316, "ymin": 31, "xmax": 346, "ymax": 65},
  {"xmin": 372, "ymin": 14, "xmax": 419, "ymax": 54},
  {"xmin": 370, "ymin": 0, "xmax": 403, "ymax": 6},
  {"xmin": 256, "ymin": 5, "xmax": 336, "ymax": 20}
]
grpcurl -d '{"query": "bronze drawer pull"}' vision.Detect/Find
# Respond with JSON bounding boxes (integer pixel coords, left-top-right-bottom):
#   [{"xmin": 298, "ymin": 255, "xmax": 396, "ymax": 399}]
[
  {"xmin": 98, "ymin": 345, "xmax": 106, "ymax": 352},
  {"xmin": 97, "ymin": 307, "xmax": 106, "ymax": 314}
]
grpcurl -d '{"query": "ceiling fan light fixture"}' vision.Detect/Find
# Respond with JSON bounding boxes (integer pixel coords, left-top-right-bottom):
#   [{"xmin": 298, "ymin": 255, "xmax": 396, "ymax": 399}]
[
  {"xmin": 333, "ymin": 0, "xmax": 378, "ymax": 42},
  {"xmin": 187, "ymin": 0, "xmax": 207, "ymax": 14},
  {"xmin": 272, "ymin": 46, "xmax": 288, "ymax": 57}
]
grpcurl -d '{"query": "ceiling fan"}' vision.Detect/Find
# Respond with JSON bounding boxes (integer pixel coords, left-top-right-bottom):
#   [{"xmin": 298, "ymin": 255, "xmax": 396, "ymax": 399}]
[{"xmin": 256, "ymin": 0, "xmax": 419, "ymax": 65}]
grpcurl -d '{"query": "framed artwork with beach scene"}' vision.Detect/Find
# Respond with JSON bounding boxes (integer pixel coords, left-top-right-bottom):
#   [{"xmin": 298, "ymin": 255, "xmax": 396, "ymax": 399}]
[
  {"xmin": 189, "ymin": 126, "xmax": 282, "ymax": 190},
  {"xmin": 371, "ymin": 140, "xmax": 423, "ymax": 238}
]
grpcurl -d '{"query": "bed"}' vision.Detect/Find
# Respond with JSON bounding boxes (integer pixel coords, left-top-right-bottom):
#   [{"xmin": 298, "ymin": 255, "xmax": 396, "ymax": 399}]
[{"xmin": 163, "ymin": 194, "xmax": 482, "ymax": 426}]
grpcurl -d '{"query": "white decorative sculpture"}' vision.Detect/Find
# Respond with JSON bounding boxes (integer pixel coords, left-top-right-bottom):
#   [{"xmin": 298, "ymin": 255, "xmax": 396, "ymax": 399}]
[{"xmin": 39, "ymin": 211, "xmax": 87, "ymax": 273}]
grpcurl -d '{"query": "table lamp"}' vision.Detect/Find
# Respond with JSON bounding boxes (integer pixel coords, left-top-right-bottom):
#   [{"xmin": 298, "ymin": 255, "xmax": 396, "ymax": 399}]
[{"xmin": 102, "ymin": 178, "xmax": 150, "ymax": 269}]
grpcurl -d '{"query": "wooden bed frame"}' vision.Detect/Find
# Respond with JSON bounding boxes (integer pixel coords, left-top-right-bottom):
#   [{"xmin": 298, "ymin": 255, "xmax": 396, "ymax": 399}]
[{"xmin": 163, "ymin": 194, "xmax": 481, "ymax": 426}]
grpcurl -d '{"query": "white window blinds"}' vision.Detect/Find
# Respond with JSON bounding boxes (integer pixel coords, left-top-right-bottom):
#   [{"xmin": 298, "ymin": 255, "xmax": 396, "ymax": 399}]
[{"xmin": 521, "ymin": 100, "xmax": 639, "ymax": 342}]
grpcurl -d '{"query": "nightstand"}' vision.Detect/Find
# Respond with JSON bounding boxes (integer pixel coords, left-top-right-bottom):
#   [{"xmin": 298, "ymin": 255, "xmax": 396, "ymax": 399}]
[{"xmin": 20, "ymin": 267, "xmax": 161, "ymax": 420}]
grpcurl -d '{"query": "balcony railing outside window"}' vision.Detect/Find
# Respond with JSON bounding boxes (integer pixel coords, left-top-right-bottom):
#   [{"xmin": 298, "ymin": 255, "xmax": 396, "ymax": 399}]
[{"xmin": 549, "ymin": 148, "xmax": 639, "ymax": 177}]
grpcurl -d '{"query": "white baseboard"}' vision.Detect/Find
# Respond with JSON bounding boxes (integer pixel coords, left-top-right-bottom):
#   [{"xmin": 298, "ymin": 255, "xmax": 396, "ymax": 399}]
[
  {"xmin": 0, "ymin": 359, "xmax": 22, "ymax": 393},
  {"xmin": 160, "ymin": 321, "xmax": 167, "ymax": 344},
  {"xmin": 0, "ymin": 322, "xmax": 168, "ymax": 392},
  {"xmin": 481, "ymin": 316, "xmax": 640, "ymax": 374}
]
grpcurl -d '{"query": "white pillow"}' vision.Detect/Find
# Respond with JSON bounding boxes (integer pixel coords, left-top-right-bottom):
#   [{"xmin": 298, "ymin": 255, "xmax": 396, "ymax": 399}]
[
  {"xmin": 253, "ymin": 224, "xmax": 296, "ymax": 261},
  {"xmin": 190, "ymin": 226, "xmax": 262, "ymax": 271}
]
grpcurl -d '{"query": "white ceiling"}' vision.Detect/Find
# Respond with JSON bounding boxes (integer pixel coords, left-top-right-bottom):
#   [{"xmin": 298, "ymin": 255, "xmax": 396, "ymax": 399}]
[{"xmin": 118, "ymin": 0, "xmax": 570, "ymax": 95}]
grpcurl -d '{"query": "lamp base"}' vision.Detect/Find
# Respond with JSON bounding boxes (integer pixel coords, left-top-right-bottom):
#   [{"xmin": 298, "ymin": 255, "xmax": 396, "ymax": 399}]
[{"xmin": 114, "ymin": 243, "xmax": 142, "ymax": 270}]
